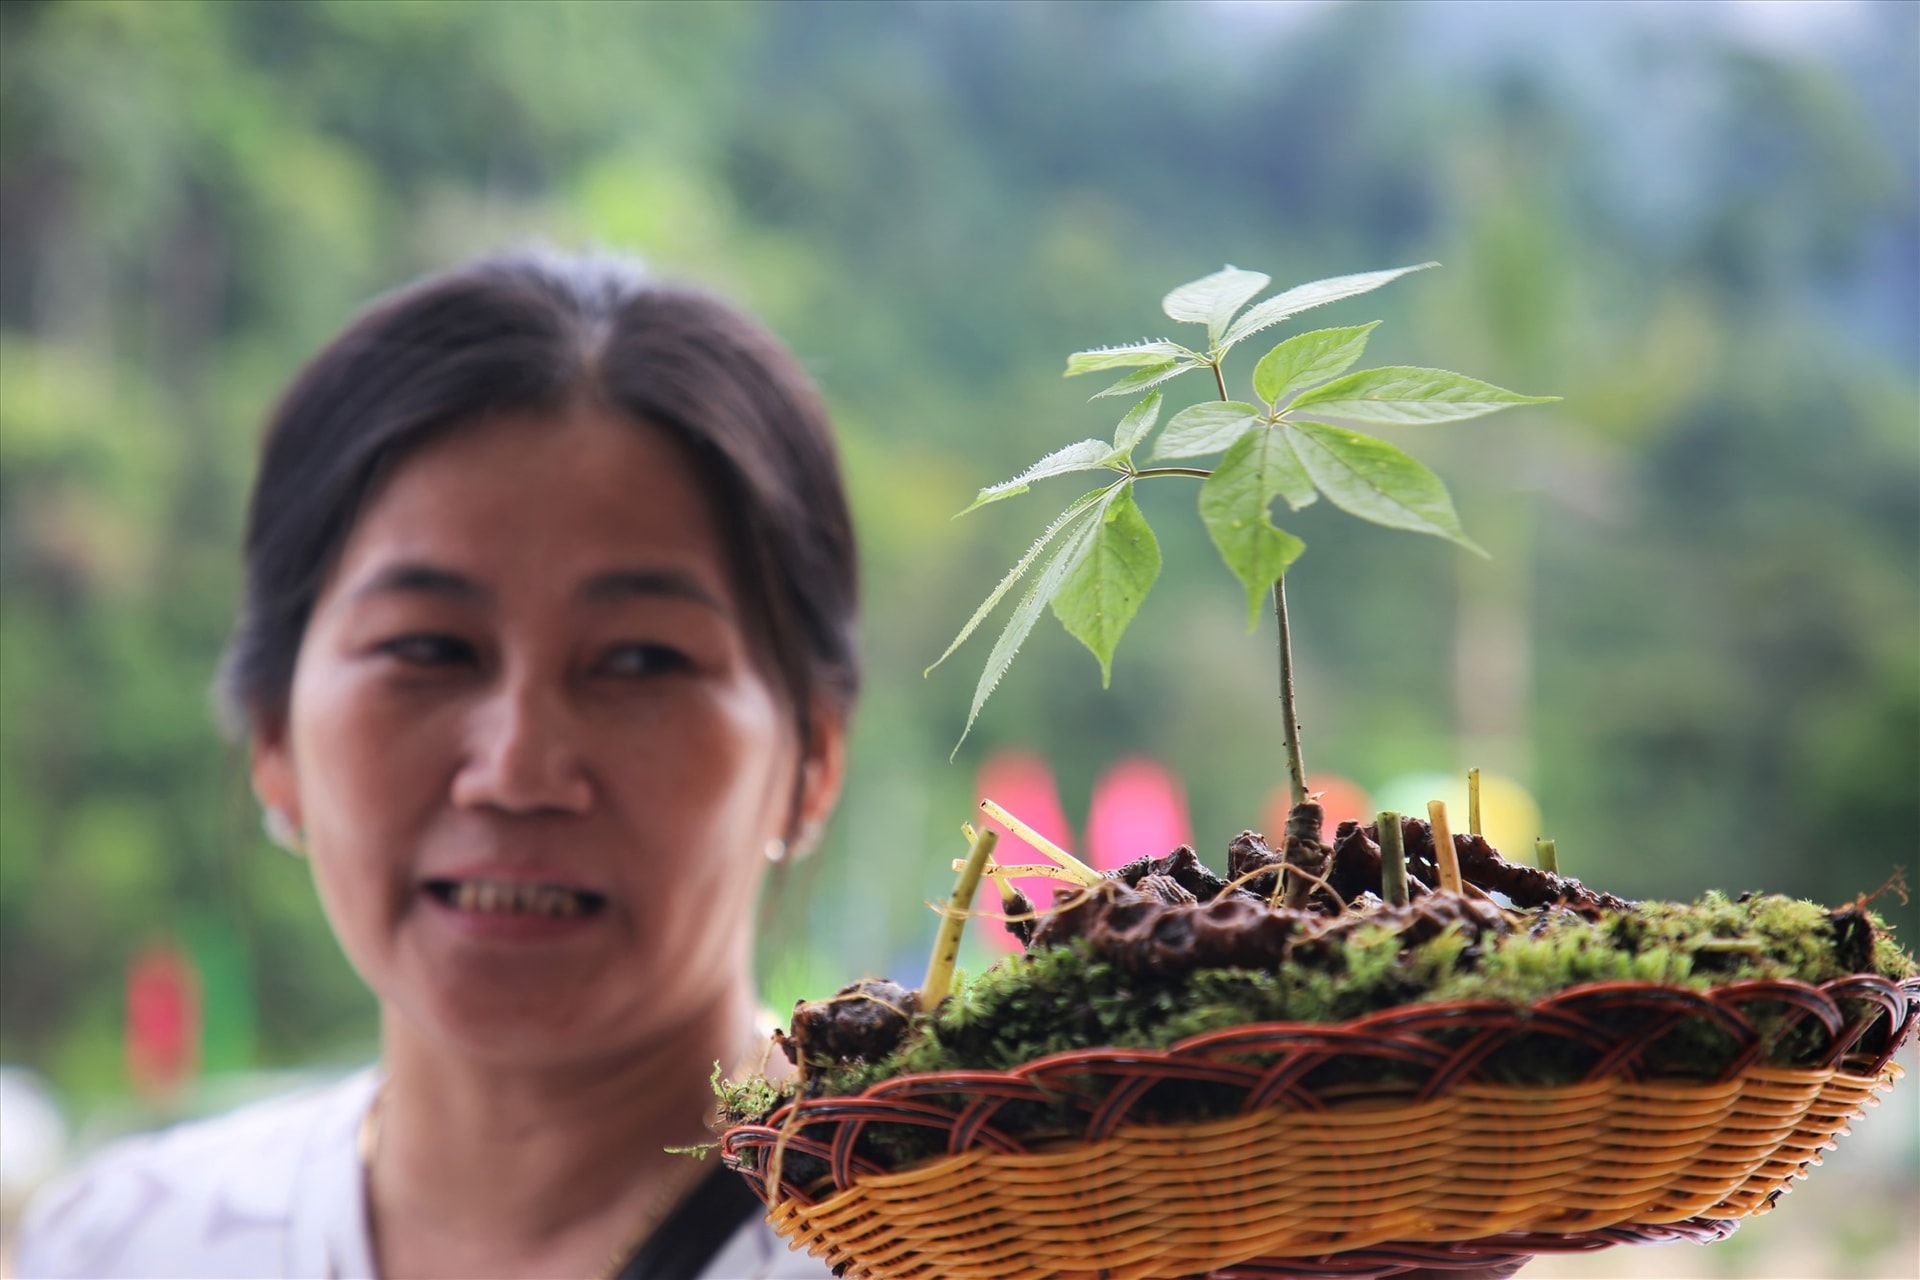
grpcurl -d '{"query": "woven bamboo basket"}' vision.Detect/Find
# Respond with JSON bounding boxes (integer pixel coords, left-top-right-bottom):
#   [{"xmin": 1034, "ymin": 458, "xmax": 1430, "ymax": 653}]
[{"xmin": 720, "ymin": 973, "xmax": 1918, "ymax": 1279}]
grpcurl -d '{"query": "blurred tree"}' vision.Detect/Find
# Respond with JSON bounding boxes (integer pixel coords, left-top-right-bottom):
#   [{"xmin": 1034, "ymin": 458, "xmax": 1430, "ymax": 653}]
[{"xmin": 0, "ymin": 0, "xmax": 1913, "ymax": 1102}]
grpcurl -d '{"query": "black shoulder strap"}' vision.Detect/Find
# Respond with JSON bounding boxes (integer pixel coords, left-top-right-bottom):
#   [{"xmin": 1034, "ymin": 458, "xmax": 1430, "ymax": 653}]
[{"xmin": 612, "ymin": 1164, "xmax": 766, "ymax": 1280}]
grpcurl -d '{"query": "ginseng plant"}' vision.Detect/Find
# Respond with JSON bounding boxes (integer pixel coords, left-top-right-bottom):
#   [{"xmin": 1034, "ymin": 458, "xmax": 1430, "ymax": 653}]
[{"xmin": 929, "ymin": 263, "xmax": 1555, "ymax": 827}]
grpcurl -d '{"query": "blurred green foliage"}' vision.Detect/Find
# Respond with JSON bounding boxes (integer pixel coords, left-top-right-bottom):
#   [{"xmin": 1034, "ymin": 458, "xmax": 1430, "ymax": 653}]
[{"xmin": 1, "ymin": 0, "xmax": 1914, "ymax": 1101}]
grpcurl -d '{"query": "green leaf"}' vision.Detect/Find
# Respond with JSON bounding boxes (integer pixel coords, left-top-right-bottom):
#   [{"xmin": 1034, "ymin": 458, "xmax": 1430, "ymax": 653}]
[
  {"xmin": 1064, "ymin": 341, "xmax": 1189, "ymax": 377},
  {"xmin": 1090, "ymin": 359, "xmax": 1204, "ymax": 399},
  {"xmin": 927, "ymin": 487, "xmax": 1109, "ymax": 678},
  {"xmin": 1287, "ymin": 366, "xmax": 1558, "ymax": 426},
  {"xmin": 1049, "ymin": 485, "xmax": 1161, "ymax": 687},
  {"xmin": 1110, "ymin": 391, "xmax": 1163, "ymax": 457},
  {"xmin": 1149, "ymin": 401, "xmax": 1262, "ymax": 461},
  {"xmin": 1162, "ymin": 266, "xmax": 1271, "ymax": 346},
  {"xmin": 1290, "ymin": 422, "xmax": 1487, "ymax": 555},
  {"xmin": 954, "ymin": 510, "xmax": 1103, "ymax": 752},
  {"xmin": 1220, "ymin": 262, "xmax": 1437, "ymax": 350},
  {"xmin": 1257, "ymin": 425, "xmax": 1318, "ymax": 511},
  {"xmin": 960, "ymin": 439, "xmax": 1119, "ymax": 514},
  {"xmin": 1252, "ymin": 322, "xmax": 1380, "ymax": 407},
  {"xmin": 1199, "ymin": 429, "xmax": 1310, "ymax": 627}
]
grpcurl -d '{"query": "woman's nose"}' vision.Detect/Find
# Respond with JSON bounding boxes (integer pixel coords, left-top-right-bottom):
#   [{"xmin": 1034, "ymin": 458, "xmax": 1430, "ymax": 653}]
[{"xmin": 450, "ymin": 675, "xmax": 594, "ymax": 815}]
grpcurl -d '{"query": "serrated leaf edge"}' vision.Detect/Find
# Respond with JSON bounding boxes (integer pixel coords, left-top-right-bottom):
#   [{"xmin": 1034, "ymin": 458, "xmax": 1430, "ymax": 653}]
[
  {"xmin": 1049, "ymin": 485, "xmax": 1160, "ymax": 687},
  {"xmin": 1092, "ymin": 359, "xmax": 1204, "ymax": 399},
  {"xmin": 1148, "ymin": 401, "xmax": 1263, "ymax": 462},
  {"xmin": 1198, "ymin": 432, "xmax": 1309, "ymax": 627},
  {"xmin": 927, "ymin": 486, "xmax": 1111, "ymax": 680},
  {"xmin": 1063, "ymin": 340, "xmax": 1190, "ymax": 377},
  {"xmin": 952, "ymin": 501, "xmax": 1108, "ymax": 754},
  {"xmin": 1109, "ymin": 390, "xmax": 1164, "ymax": 458},
  {"xmin": 1254, "ymin": 321, "xmax": 1382, "ymax": 408},
  {"xmin": 959, "ymin": 438, "xmax": 1118, "ymax": 515},
  {"xmin": 1289, "ymin": 421, "xmax": 1489, "ymax": 557},
  {"xmin": 1220, "ymin": 262, "xmax": 1438, "ymax": 351},
  {"xmin": 1286, "ymin": 365, "xmax": 1559, "ymax": 425}
]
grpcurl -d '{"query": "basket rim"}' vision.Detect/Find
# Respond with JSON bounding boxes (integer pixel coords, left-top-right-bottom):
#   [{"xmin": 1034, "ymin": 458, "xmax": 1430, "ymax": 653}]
[{"xmin": 720, "ymin": 972, "xmax": 1919, "ymax": 1207}]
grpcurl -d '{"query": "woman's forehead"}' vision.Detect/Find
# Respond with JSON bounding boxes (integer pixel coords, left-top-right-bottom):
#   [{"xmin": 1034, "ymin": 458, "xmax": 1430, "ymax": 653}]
[{"xmin": 325, "ymin": 405, "xmax": 737, "ymax": 611}]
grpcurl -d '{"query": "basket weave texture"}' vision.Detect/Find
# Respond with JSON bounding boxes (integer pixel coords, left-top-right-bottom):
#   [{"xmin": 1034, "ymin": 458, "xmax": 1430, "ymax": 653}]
[{"xmin": 721, "ymin": 975, "xmax": 1918, "ymax": 1280}]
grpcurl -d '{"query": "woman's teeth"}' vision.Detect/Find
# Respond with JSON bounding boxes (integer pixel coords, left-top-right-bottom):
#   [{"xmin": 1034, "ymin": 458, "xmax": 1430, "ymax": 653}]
[{"xmin": 429, "ymin": 879, "xmax": 601, "ymax": 917}]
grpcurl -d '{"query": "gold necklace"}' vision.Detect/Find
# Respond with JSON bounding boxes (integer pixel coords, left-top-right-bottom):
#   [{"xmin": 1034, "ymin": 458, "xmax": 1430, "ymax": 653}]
[
  {"xmin": 589, "ymin": 1154, "xmax": 710, "ymax": 1280},
  {"xmin": 357, "ymin": 1085, "xmax": 716, "ymax": 1280}
]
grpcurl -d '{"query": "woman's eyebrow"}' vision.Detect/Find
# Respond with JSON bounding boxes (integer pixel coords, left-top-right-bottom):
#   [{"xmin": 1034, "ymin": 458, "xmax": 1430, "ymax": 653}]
[
  {"xmin": 348, "ymin": 562, "xmax": 485, "ymax": 603},
  {"xmin": 579, "ymin": 569, "xmax": 728, "ymax": 615},
  {"xmin": 343, "ymin": 562, "xmax": 727, "ymax": 614}
]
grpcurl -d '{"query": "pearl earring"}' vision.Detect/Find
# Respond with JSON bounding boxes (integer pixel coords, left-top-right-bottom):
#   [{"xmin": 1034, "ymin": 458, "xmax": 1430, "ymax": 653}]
[
  {"xmin": 764, "ymin": 837, "xmax": 789, "ymax": 864},
  {"xmin": 263, "ymin": 808, "xmax": 305, "ymax": 856}
]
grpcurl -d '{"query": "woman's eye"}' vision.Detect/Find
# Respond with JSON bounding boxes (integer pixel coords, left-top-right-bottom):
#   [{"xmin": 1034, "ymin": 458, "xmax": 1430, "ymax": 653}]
[
  {"xmin": 598, "ymin": 643, "xmax": 689, "ymax": 679},
  {"xmin": 377, "ymin": 634, "xmax": 476, "ymax": 667}
]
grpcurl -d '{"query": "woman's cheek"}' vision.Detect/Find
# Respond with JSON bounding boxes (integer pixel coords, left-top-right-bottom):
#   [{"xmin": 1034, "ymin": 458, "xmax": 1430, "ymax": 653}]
[{"xmin": 292, "ymin": 674, "xmax": 437, "ymax": 969}]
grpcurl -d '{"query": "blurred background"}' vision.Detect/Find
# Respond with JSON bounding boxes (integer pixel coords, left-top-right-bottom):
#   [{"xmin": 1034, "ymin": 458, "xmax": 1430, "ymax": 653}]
[{"xmin": 0, "ymin": 1, "xmax": 1915, "ymax": 1274}]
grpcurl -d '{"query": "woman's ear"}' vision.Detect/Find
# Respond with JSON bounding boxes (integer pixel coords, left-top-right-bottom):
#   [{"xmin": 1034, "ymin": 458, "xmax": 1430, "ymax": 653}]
[
  {"xmin": 249, "ymin": 712, "xmax": 304, "ymax": 837},
  {"xmin": 789, "ymin": 705, "xmax": 849, "ymax": 858}
]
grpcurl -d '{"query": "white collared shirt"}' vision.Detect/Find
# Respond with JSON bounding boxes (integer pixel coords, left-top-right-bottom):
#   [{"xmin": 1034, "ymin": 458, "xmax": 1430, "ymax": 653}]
[{"xmin": 13, "ymin": 1070, "xmax": 828, "ymax": 1280}]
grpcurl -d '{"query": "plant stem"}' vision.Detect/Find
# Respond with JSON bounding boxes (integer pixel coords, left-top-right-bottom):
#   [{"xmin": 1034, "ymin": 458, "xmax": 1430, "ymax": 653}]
[
  {"xmin": 1427, "ymin": 800, "xmax": 1463, "ymax": 894},
  {"xmin": 1212, "ymin": 360, "xmax": 1228, "ymax": 401},
  {"xmin": 1377, "ymin": 812, "xmax": 1409, "ymax": 907},
  {"xmin": 1535, "ymin": 838, "xmax": 1558, "ymax": 875},
  {"xmin": 1274, "ymin": 578, "xmax": 1307, "ymax": 808},
  {"xmin": 1467, "ymin": 767, "xmax": 1482, "ymax": 836},
  {"xmin": 922, "ymin": 826, "xmax": 997, "ymax": 1008},
  {"xmin": 1129, "ymin": 467, "xmax": 1213, "ymax": 480}
]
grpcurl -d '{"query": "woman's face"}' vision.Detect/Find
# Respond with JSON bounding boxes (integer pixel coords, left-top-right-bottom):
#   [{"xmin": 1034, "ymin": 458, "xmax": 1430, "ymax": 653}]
[{"xmin": 251, "ymin": 403, "xmax": 841, "ymax": 1063}]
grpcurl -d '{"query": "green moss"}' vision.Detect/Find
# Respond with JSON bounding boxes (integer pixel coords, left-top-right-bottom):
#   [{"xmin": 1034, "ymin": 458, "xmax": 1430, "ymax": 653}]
[
  {"xmin": 713, "ymin": 1058, "xmax": 795, "ymax": 1128},
  {"xmin": 804, "ymin": 894, "xmax": 1914, "ymax": 1104}
]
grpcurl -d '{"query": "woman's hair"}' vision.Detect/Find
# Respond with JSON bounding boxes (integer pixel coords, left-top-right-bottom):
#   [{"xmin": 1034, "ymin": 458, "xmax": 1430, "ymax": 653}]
[{"xmin": 217, "ymin": 249, "xmax": 859, "ymax": 745}]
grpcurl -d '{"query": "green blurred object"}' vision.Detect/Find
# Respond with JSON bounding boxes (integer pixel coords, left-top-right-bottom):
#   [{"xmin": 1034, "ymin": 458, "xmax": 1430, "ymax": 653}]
[{"xmin": 0, "ymin": 1, "xmax": 1914, "ymax": 1119}]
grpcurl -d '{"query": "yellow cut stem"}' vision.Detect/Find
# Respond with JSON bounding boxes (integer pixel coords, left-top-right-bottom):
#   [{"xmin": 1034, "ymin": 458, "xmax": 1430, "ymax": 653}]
[
  {"xmin": 922, "ymin": 827, "xmax": 997, "ymax": 1008},
  {"xmin": 955, "ymin": 858, "xmax": 1084, "ymax": 885},
  {"xmin": 1467, "ymin": 767, "xmax": 1483, "ymax": 837},
  {"xmin": 978, "ymin": 798, "xmax": 1100, "ymax": 885},
  {"xmin": 1428, "ymin": 800, "xmax": 1463, "ymax": 894},
  {"xmin": 1535, "ymin": 838, "xmax": 1559, "ymax": 875},
  {"xmin": 1377, "ymin": 811, "xmax": 1409, "ymax": 907}
]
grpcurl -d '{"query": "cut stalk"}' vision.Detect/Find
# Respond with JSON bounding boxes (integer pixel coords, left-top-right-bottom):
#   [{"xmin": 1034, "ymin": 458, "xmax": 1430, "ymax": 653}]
[
  {"xmin": 1274, "ymin": 578, "xmax": 1307, "ymax": 808},
  {"xmin": 978, "ymin": 798, "xmax": 1100, "ymax": 885},
  {"xmin": 1277, "ymin": 800, "xmax": 1327, "ymax": 910},
  {"xmin": 1427, "ymin": 800, "xmax": 1463, "ymax": 894},
  {"xmin": 955, "ymin": 858, "xmax": 1084, "ymax": 886},
  {"xmin": 1467, "ymin": 768, "xmax": 1482, "ymax": 837},
  {"xmin": 922, "ymin": 827, "xmax": 998, "ymax": 1008},
  {"xmin": 1377, "ymin": 811, "xmax": 1409, "ymax": 907},
  {"xmin": 1535, "ymin": 838, "xmax": 1558, "ymax": 875}
]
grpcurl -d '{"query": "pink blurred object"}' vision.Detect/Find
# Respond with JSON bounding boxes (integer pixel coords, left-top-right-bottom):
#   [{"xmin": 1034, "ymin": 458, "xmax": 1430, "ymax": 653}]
[
  {"xmin": 973, "ymin": 750, "xmax": 1078, "ymax": 954},
  {"xmin": 1264, "ymin": 774, "xmax": 1372, "ymax": 846},
  {"xmin": 126, "ymin": 938, "xmax": 201, "ymax": 1107},
  {"xmin": 1085, "ymin": 757, "xmax": 1191, "ymax": 873}
]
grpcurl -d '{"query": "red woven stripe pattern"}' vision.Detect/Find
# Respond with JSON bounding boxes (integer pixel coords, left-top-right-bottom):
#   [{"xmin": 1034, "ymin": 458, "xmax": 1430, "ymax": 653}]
[{"xmin": 717, "ymin": 976, "xmax": 1916, "ymax": 1279}]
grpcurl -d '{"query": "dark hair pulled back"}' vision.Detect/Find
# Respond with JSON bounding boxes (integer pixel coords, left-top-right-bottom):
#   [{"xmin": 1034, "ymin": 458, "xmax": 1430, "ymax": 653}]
[{"xmin": 218, "ymin": 249, "xmax": 859, "ymax": 744}]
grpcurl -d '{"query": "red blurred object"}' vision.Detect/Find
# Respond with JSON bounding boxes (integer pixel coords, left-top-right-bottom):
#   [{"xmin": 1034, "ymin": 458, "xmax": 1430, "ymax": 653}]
[
  {"xmin": 1085, "ymin": 757, "xmax": 1190, "ymax": 873},
  {"xmin": 1265, "ymin": 774, "xmax": 1371, "ymax": 847},
  {"xmin": 125, "ymin": 939, "xmax": 201, "ymax": 1106},
  {"xmin": 973, "ymin": 751, "xmax": 1078, "ymax": 954}
]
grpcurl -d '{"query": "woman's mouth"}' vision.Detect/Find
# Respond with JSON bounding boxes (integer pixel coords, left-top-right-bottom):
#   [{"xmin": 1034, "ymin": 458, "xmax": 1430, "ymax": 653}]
[{"xmin": 423, "ymin": 878, "xmax": 608, "ymax": 918}]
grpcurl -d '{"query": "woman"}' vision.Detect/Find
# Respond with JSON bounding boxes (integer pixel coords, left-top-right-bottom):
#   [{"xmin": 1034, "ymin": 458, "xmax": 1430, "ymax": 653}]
[{"xmin": 16, "ymin": 251, "xmax": 852, "ymax": 1280}]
